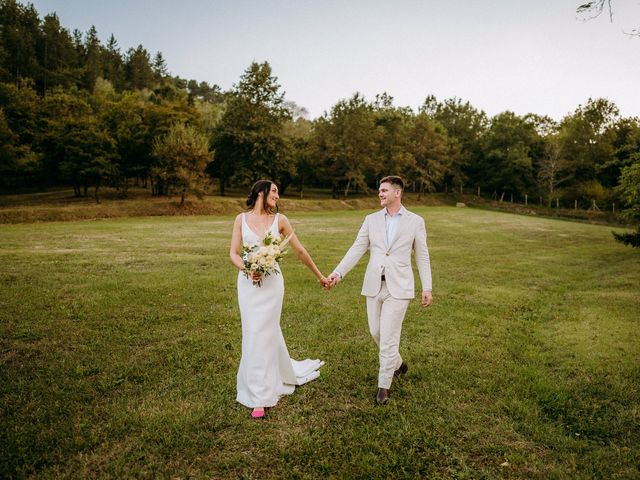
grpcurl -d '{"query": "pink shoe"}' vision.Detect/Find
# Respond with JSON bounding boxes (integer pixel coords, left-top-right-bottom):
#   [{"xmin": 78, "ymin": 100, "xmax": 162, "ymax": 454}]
[{"xmin": 251, "ymin": 407, "xmax": 265, "ymax": 419}]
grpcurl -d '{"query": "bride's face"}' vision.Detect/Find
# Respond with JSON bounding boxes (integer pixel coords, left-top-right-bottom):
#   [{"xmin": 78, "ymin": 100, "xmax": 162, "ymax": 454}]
[{"xmin": 265, "ymin": 184, "xmax": 279, "ymax": 209}]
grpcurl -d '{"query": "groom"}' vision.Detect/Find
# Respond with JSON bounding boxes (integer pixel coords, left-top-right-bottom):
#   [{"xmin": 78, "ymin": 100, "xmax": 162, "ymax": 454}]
[{"xmin": 327, "ymin": 176, "xmax": 432, "ymax": 404}]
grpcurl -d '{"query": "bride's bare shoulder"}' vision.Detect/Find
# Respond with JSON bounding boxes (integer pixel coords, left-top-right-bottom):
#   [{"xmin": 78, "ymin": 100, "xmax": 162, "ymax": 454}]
[
  {"xmin": 277, "ymin": 213, "xmax": 294, "ymax": 232},
  {"xmin": 278, "ymin": 213, "xmax": 291, "ymax": 224}
]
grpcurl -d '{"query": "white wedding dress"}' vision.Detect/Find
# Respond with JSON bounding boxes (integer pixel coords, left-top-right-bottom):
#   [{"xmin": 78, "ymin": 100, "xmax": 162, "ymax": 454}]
[{"xmin": 236, "ymin": 212, "xmax": 324, "ymax": 408}]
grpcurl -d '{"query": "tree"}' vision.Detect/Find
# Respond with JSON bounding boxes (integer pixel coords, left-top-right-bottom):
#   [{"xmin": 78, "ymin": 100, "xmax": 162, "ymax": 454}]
[
  {"xmin": 407, "ymin": 113, "xmax": 451, "ymax": 197},
  {"xmin": 151, "ymin": 122, "xmax": 210, "ymax": 205},
  {"xmin": 56, "ymin": 117, "xmax": 117, "ymax": 202},
  {"xmin": 100, "ymin": 89, "xmax": 146, "ymax": 194},
  {"xmin": 0, "ymin": 107, "xmax": 16, "ymax": 157},
  {"xmin": 612, "ymin": 160, "xmax": 640, "ymax": 246},
  {"xmin": 37, "ymin": 13, "xmax": 77, "ymax": 93},
  {"xmin": 373, "ymin": 94, "xmax": 415, "ymax": 184},
  {"xmin": 195, "ymin": 99, "xmax": 225, "ymax": 136},
  {"xmin": 537, "ymin": 133, "xmax": 573, "ymax": 206},
  {"xmin": 605, "ymin": 117, "xmax": 640, "ymax": 188},
  {"xmin": 0, "ymin": 80, "xmax": 40, "ymax": 148},
  {"xmin": 38, "ymin": 86, "xmax": 95, "ymax": 188},
  {"xmin": 284, "ymin": 100, "xmax": 309, "ymax": 121},
  {"xmin": 310, "ymin": 93, "xmax": 378, "ymax": 197},
  {"xmin": 187, "ymin": 80, "xmax": 223, "ymax": 104},
  {"xmin": 103, "ymin": 34, "xmax": 124, "ymax": 90},
  {"xmin": 577, "ymin": 1, "xmax": 639, "ymax": 36},
  {"xmin": 421, "ymin": 95, "xmax": 488, "ymax": 191},
  {"xmin": 478, "ymin": 111, "xmax": 538, "ymax": 201},
  {"xmin": 557, "ymin": 98, "xmax": 619, "ymax": 206},
  {"xmin": 100, "ymin": 87, "xmax": 197, "ymax": 193},
  {"xmin": 211, "ymin": 61, "xmax": 292, "ymax": 195},
  {"xmin": 38, "ymin": 87, "xmax": 118, "ymax": 200},
  {"xmin": 125, "ymin": 45, "xmax": 154, "ymax": 90},
  {"xmin": 81, "ymin": 25, "xmax": 104, "ymax": 90},
  {"xmin": 283, "ymin": 114, "xmax": 314, "ymax": 197},
  {"xmin": 152, "ymin": 51, "xmax": 168, "ymax": 81},
  {"xmin": 0, "ymin": 0, "xmax": 40, "ymax": 83},
  {"xmin": 0, "ymin": 107, "xmax": 41, "ymax": 187}
]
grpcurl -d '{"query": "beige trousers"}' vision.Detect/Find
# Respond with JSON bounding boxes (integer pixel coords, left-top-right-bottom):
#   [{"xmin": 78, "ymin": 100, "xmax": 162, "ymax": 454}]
[{"xmin": 365, "ymin": 281, "xmax": 410, "ymax": 389}]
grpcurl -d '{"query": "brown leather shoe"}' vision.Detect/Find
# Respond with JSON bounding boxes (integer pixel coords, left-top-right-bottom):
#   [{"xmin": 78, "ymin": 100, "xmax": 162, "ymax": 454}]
[
  {"xmin": 394, "ymin": 362, "xmax": 408, "ymax": 377},
  {"xmin": 375, "ymin": 388, "xmax": 390, "ymax": 405}
]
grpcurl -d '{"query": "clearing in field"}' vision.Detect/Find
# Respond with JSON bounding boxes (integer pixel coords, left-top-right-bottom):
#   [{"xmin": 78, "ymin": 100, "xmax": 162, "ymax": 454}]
[{"xmin": 1, "ymin": 207, "xmax": 638, "ymax": 479}]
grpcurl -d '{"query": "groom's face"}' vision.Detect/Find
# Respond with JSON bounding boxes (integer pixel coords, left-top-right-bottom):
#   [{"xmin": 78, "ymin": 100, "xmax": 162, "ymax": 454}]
[{"xmin": 379, "ymin": 182, "xmax": 401, "ymax": 207}]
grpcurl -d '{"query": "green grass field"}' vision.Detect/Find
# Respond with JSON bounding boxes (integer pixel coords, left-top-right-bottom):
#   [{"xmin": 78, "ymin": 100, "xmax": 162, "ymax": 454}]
[{"xmin": 1, "ymin": 207, "xmax": 639, "ymax": 479}]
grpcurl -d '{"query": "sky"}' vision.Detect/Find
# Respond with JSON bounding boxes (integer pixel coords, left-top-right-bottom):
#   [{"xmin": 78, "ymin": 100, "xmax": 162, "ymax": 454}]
[{"xmin": 27, "ymin": 0, "xmax": 640, "ymax": 120}]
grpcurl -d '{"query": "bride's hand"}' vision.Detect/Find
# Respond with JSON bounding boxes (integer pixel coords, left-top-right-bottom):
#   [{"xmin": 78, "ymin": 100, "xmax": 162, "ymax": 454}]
[
  {"xmin": 318, "ymin": 276, "xmax": 330, "ymax": 290},
  {"xmin": 251, "ymin": 271, "xmax": 262, "ymax": 283}
]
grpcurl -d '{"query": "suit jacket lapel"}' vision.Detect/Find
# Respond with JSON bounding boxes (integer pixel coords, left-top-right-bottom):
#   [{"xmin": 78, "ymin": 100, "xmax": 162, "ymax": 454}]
[{"xmin": 377, "ymin": 210, "xmax": 388, "ymax": 249}]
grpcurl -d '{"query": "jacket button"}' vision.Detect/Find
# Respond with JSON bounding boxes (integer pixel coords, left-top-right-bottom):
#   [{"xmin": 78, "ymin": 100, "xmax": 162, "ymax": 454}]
[{"xmin": 385, "ymin": 253, "xmax": 390, "ymax": 256}]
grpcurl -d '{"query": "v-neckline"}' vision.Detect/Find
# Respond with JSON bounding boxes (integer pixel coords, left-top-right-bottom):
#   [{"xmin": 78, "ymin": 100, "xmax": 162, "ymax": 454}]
[{"xmin": 244, "ymin": 213, "xmax": 278, "ymax": 239}]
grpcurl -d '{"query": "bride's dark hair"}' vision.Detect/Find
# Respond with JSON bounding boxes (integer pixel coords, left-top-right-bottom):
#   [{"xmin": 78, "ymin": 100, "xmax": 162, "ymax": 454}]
[{"xmin": 246, "ymin": 180, "xmax": 277, "ymax": 213}]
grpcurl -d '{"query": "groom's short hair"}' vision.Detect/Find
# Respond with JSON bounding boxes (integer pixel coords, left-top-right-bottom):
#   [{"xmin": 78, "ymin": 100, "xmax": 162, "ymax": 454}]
[{"xmin": 380, "ymin": 176, "xmax": 404, "ymax": 191}]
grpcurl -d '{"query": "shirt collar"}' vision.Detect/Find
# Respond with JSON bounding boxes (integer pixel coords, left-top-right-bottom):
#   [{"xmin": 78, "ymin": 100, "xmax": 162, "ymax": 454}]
[{"xmin": 384, "ymin": 205, "xmax": 406, "ymax": 218}]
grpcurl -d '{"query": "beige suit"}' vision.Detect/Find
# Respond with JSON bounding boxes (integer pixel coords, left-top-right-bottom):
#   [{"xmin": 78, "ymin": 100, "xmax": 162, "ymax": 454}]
[{"xmin": 334, "ymin": 206, "xmax": 432, "ymax": 388}]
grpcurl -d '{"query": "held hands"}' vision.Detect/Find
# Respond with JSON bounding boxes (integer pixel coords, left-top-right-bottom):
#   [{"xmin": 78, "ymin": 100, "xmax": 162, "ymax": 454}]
[
  {"xmin": 317, "ymin": 273, "xmax": 339, "ymax": 290},
  {"xmin": 322, "ymin": 272, "xmax": 341, "ymax": 291}
]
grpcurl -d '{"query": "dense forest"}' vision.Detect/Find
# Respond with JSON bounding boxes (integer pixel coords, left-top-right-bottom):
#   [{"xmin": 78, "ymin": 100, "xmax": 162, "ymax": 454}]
[{"xmin": 1, "ymin": 0, "xmax": 639, "ymax": 229}]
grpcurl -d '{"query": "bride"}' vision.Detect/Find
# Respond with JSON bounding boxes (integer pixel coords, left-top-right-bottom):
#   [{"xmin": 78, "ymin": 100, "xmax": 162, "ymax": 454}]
[{"xmin": 229, "ymin": 180, "xmax": 327, "ymax": 419}]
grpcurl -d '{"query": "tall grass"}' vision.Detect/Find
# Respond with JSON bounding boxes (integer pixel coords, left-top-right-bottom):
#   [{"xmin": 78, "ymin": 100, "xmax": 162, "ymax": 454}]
[{"xmin": 1, "ymin": 207, "xmax": 638, "ymax": 479}]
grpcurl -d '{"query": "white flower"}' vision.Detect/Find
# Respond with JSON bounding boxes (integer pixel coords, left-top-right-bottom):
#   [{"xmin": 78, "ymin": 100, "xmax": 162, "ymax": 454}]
[{"xmin": 242, "ymin": 231, "xmax": 292, "ymax": 286}]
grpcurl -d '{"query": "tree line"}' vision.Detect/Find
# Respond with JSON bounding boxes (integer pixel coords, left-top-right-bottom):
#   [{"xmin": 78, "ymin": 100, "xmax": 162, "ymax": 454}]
[{"xmin": 1, "ymin": 0, "xmax": 639, "ymax": 239}]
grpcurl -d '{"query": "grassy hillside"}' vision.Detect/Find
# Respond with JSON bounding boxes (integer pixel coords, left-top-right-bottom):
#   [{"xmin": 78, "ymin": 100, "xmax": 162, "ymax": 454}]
[
  {"xmin": 0, "ymin": 187, "xmax": 448, "ymax": 223},
  {"xmin": 1, "ymin": 207, "xmax": 638, "ymax": 478},
  {"xmin": 0, "ymin": 187, "xmax": 625, "ymax": 226}
]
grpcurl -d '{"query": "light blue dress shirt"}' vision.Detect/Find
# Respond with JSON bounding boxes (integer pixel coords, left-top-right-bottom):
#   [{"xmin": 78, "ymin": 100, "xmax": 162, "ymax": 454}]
[{"xmin": 384, "ymin": 206, "xmax": 405, "ymax": 247}]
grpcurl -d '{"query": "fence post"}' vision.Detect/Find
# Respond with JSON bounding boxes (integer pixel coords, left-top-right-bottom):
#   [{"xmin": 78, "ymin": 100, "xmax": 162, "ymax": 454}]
[
  {"xmin": 556, "ymin": 198, "xmax": 559, "ymax": 208},
  {"xmin": 613, "ymin": 202, "xmax": 615, "ymax": 214},
  {"xmin": 574, "ymin": 200, "xmax": 577, "ymax": 210},
  {"xmin": 525, "ymin": 194, "xmax": 528, "ymax": 205}
]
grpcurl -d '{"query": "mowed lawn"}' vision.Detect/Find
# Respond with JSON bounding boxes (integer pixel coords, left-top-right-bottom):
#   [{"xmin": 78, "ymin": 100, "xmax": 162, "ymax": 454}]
[{"xmin": 1, "ymin": 207, "xmax": 638, "ymax": 479}]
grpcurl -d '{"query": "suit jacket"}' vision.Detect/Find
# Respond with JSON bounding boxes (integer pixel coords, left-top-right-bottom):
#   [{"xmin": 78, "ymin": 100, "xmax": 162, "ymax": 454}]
[{"xmin": 334, "ymin": 207, "xmax": 432, "ymax": 299}]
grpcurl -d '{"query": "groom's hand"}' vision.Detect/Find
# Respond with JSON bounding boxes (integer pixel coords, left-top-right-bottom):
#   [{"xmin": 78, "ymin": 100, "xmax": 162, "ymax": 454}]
[
  {"xmin": 325, "ymin": 272, "xmax": 341, "ymax": 290},
  {"xmin": 421, "ymin": 291, "xmax": 432, "ymax": 308}
]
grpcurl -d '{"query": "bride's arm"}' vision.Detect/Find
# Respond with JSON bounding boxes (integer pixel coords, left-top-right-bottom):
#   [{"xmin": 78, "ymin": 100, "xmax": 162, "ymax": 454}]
[
  {"xmin": 229, "ymin": 214, "xmax": 246, "ymax": 272},
  {"xmin": 279, "ymin": 214, "xmax": 325, "ymax": 283}
]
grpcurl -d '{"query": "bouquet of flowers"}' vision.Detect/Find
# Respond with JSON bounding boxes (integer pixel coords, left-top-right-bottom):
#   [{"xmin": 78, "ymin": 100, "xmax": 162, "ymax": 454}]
[{"xmin": 242, "ymin": 231, "xmax": 292, "ymax": 287}]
